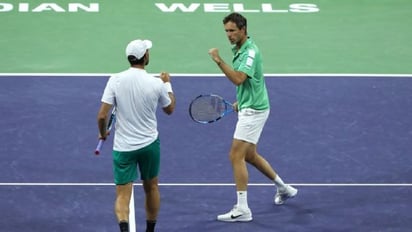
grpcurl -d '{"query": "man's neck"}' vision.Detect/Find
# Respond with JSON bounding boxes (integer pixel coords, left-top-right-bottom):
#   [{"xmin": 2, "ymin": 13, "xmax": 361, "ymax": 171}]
[
  {"xmin": 131, "ymin": 64, "xmax": 145, "ymax": 69},
  {"xmin": 236, "ymin": 36, "xmax": 248, "ymax": 50}
]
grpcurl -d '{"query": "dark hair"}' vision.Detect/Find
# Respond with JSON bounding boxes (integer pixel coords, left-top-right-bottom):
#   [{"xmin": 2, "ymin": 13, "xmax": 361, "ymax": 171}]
[
  {"xmin": 127, "ymin": 55, "xmax": 145, "ymax": 65},
  {"xmin": 223, "ymin": 12, "xmax": 247, "ymax": 30}
]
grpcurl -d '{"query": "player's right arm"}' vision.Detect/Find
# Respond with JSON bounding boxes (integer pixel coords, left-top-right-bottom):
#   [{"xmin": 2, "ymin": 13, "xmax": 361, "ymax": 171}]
[
  {"xmin": 97, "ymin": 102, "xmax": 113, "ymax": 140},
  {"xmin": 208, "ymin": 48, "xmax": 247, "ymax": 86}
]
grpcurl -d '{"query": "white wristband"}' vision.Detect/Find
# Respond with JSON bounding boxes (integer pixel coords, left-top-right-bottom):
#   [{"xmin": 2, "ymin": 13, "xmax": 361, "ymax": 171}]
[{"xmin": 164, "ymin": 82, "xmax": 173, "ymax": 93}]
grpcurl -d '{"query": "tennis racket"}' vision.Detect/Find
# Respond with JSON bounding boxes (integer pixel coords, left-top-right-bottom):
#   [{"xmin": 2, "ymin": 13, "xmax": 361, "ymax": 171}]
[
  {"xmin": 95, "ymin": 107, "xmax": 116, "ymax": 155},
  {"xmin": 189, "ymin": 94, "xmax": 234, "ymax": 124}
]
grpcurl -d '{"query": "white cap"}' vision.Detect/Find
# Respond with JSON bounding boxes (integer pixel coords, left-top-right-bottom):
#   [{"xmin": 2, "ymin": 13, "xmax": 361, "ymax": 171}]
[{"xmin": 125, "ymin": 39, "xmax": 152, "ymax": 59}]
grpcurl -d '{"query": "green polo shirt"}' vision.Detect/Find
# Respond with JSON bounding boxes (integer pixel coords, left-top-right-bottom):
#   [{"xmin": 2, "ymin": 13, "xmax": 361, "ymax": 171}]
[{"xmin": 232, "ymin": 37, "xmax": 270, "ymax": 111}]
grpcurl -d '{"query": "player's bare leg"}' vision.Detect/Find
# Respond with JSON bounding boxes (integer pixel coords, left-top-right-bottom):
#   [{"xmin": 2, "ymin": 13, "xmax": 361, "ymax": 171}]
[
  {"xmin": 143, "ymin": 177, "xmax": 160, "ymax": 232},
  {"xmin": 245, "ymin": 145, "xmax": 276, "ymax": 180},
  {"xmin": 245, "ymin": 146, "xmax": 298, "ymax": 205},
  {"xmin": 217, "ymin": 139, "xmax": 253, "ymax": 222},
  {"xmin": 115, "ymin": 182, "xmax": 133, "ymax": 231},
  {"xmin": 230, "ymin": 139, "xmax": 249, "ymax": 192}
]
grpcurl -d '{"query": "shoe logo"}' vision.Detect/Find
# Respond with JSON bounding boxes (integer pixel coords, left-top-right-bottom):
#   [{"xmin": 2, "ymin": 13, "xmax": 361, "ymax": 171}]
[{"xmin": 230, "ymin": 214, "xmax": 242, "ymax": 219}]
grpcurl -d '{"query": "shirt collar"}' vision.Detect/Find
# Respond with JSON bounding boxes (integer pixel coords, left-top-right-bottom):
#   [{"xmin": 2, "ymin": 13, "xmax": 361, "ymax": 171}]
[{"xmin": 232, "ymin": 36, "xmax": 252, "ymax": 56}]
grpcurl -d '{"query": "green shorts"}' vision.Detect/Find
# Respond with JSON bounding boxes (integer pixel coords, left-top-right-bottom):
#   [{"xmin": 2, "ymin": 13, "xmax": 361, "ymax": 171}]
[{"xmin": 112, "ymin": 138, "xmax": 160, "ymax": 185}]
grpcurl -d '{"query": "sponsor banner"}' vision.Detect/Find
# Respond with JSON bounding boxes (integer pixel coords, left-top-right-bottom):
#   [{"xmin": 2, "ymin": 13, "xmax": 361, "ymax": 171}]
[{"xmin": 0, "ymin": 2, "xmax": 319, "ymax": 13}]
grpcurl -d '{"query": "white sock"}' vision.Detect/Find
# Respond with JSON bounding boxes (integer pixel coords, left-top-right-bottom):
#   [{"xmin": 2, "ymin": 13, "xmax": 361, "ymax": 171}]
[
  {"xmin": 236, "ymin": 191, "xmax": 248, "ymax": 209},
  {"xmin": 274, "ymin": 175, "xmax": 286, "ymax": 190}
]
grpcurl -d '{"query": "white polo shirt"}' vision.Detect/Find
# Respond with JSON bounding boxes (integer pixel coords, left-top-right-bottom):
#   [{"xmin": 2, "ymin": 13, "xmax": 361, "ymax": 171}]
[{"xmin": 101, "ymin": 67, "xmax": 171, "ymax": 151}]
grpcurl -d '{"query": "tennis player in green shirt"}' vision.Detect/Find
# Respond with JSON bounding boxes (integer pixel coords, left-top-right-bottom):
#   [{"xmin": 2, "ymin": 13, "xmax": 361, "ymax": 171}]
[{"xmin": 208, "ymin": 12, "xmax": 298, "ymax": 222}]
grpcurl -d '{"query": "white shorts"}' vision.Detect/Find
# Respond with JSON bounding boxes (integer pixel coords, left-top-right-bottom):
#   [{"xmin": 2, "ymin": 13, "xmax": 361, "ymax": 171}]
[{"xmin": 234, "ymin": 108, "xmax": 270, "ymax": 144}]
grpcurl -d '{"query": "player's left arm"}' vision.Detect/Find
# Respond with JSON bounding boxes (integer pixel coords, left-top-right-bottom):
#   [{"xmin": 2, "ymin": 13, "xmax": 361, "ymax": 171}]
[{"xmin": 159, "ymin": 72, "xmax": 176, "ymax": 115}]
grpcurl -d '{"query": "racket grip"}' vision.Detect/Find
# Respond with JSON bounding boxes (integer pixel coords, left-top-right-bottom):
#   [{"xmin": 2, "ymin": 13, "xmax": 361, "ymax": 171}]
[{"xmin": 94, "ymin": 139, "xmax": 104, "ymax": 155}]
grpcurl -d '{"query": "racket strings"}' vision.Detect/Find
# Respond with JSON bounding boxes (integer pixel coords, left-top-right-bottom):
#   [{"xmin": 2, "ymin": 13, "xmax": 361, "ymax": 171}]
[{"xmin": 190, "ymin": 96, "xmax": 226, "ymax": 122}]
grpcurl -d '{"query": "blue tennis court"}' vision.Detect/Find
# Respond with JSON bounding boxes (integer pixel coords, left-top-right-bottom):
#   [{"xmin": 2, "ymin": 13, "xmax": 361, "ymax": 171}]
[{"xmin": 1, "ymin": 75, "xmax": 411, "ymax": 231}]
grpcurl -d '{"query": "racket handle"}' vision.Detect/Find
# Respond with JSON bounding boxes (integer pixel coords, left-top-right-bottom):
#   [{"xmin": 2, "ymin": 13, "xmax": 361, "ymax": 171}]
[{"xmin": 94, "ymin": 139, "xmax": 105, "ymax": 155}]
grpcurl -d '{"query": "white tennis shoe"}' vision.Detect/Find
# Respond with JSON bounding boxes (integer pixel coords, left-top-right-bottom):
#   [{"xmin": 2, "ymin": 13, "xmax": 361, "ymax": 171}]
[
  {"xmin": 274, "ymin": 185, "xmax": 298, "ymax": 205},
  {"xmin": 217, "ymin": 205, "xmax": 253, "ymax": 222}
]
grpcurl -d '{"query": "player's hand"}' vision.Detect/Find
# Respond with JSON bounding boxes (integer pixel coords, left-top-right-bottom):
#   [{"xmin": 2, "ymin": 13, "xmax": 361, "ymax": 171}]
[
  {"xmin": 232, "ymin": 102, "xmax": 239, "ymax": 112},
  {"xmin": 98, "ymin": 131, "xmax": 110, "ymax": 140},
  {"xmin": 208, "ymin": 48, "xmax": 221, "ymax": 64},
  {"xmin": 160, "ymin": 72, "xmax": 171, "ymax": 83}
]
